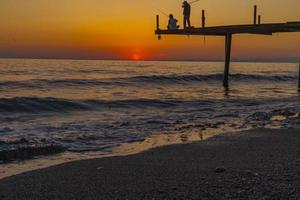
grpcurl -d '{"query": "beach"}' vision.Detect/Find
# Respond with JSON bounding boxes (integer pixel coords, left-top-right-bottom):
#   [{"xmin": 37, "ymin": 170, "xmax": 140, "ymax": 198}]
[
  {"xmin": 1, "ymin": 59, "xmax": 300, "ymax": 199},
  {"xmin": 0, "ymin": 128, "xmax": 299, "ymax": 199}
]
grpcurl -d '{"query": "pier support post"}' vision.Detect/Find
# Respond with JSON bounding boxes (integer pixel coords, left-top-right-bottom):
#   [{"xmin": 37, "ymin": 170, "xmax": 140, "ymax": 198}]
[
  {"xmin": 254, "ymin": 5, "xmax": 257, "ymax": 25},
  {"xmin": 223, "ymin": 33, "xmax": 232, "ymax": 88},
  {"xmin": 156, "ymin": 15, "xmax": 161, "ymax": 40},
  {"xmin": 298, "ymin": 58, "xmax": 300, "ymax": 91},
  {"xmin": 202, "ymin": 10, "xmax": 206, "ymax": 29},
  {"xmin": 156, "ymin": 15, "xmax": 160, "ymax": 30}
]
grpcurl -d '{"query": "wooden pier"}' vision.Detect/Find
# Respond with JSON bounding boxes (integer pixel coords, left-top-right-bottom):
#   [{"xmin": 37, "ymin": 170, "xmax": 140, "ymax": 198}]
[{"xmin": 155, "ymin": 7, "xmax": 300, "ymax": 88}]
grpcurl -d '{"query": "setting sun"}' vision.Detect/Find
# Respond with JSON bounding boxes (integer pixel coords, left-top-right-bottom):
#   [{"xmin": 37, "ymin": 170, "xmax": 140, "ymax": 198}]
[{"xmin": 132, "ymin": 54, "xmax": 141, "ymax": 61}]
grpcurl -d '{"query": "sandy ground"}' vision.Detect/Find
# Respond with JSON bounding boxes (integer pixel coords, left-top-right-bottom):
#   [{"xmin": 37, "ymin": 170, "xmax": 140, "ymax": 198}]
[{"xmin": 0, "ymin": 128, "xmax": 299, "ymax": 200}]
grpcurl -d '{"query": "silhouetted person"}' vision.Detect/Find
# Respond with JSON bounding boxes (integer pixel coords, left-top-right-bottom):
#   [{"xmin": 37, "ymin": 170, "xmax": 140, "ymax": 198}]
[
  {"xmin": 168, "ymin": 14, "xmax": 180, "ymax": 30},
  {"xmin": 182, "ymin": 1, "xmax": 191, "ymax": 29}
]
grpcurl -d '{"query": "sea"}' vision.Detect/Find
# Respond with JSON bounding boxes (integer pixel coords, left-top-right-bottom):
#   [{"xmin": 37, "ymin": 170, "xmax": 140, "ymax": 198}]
[{"xmin": 0, "ymin": 58, "xmax": 300, "ymax": 156}]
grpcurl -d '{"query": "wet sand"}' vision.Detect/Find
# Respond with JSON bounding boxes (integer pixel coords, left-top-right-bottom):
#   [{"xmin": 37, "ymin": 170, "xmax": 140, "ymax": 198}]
[
  {"xmin": 0, "ymin": 128, "xmax": 227, "ymax": 179},
  {"xmin": 0, "ymin": 128, "xmax": 299, "ymax": 199}
]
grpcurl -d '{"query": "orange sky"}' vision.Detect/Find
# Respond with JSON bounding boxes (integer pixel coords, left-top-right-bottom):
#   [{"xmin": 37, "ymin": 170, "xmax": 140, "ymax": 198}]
[{"xmin": 0, "ymin": 0, "xmax": 299, "ymax": 61}]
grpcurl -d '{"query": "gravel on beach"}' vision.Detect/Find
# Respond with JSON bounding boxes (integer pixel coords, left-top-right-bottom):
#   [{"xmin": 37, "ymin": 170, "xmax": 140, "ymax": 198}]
[{"xmin": 0, "ymin": 128, "xmax": 299, "ymax": 200}]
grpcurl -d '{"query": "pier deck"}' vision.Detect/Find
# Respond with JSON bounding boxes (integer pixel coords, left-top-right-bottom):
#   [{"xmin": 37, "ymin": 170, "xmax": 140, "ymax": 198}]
[{"xmin": 155, "ymin": 22, "xmax": 300, "ymax": 36}]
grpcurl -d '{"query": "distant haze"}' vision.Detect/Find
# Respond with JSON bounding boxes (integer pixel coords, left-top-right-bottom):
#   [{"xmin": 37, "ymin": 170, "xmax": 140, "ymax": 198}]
[{"xmin": 0, "ymin": 0, "xmax": 299, "ymax": 61}]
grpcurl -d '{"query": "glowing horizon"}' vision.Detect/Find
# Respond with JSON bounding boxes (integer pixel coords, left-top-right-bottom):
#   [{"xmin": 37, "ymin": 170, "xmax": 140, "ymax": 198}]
[{"xmin": 0, "ymin": 0, "xmax": 299, "ymax": 61}]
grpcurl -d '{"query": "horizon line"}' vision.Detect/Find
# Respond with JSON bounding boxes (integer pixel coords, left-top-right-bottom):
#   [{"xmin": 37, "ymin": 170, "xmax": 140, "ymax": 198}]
[{"xmin": 0, "ymin": 56, "xmax": 299, "ymax": 63}]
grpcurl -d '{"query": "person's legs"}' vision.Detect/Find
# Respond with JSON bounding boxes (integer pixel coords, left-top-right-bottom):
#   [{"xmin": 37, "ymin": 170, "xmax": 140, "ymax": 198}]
[
  {"xmin": 183, "ymin": 16, "xmax": 187, "ymax": 29},
  {"xmin": 187, "ymin": 15, "xmax": 191, "ymax": 27}
]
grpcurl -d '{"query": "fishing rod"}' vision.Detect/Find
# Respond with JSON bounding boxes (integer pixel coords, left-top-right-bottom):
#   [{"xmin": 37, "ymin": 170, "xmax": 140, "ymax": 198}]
[
  {"xmin": 189, "ymin": 0, "xmax": 201, "ymax": 5},
  {"xmin": 155, "ymin": 0, "xmax": 201, "ymax": 17},
  {"xmin": 156, "ymin": 0, "xmax": 201, "ymax": 15},
  {"xmin": 154, "ymin": 8, "xmax": 169, "ymax": 17}
]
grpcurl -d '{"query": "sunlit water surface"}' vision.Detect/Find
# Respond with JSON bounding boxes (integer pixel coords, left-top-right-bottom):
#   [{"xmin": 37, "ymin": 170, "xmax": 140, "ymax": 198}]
[{"xmin": 0, "ymin": 59, "xmax": 300, "ymax": 173}]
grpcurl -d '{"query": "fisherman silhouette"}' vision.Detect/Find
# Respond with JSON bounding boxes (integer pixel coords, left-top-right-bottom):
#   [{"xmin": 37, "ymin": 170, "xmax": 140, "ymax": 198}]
[
  {"xmin": 182, "ymin": 1, "xmax": 191, "ymax": 29},
  {"xmin": 168, "ymin": 14, "xmax": 180, "ymax": 30}
]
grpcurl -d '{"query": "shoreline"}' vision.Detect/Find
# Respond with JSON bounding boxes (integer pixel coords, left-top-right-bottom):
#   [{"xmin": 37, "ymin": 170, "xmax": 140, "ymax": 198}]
[
  {"xmin": 0, "ymin": 127, "xmax": 232, "ymax": 179},
  {"xmin": 0, "ymin": 128, "xmax": 299, "ymax": 199}
]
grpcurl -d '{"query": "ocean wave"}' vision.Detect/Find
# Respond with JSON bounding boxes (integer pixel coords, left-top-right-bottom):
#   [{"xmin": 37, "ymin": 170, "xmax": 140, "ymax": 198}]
[
  {"xmin": 0, "ymin": 97, "xmax": 180, "ymax": 114},
  {"xmin": 0, "ymin": 96, "xmax": 295, "ymax": 114},
  {"xmin": 0, "ymin": 97, "xmax": 250, "ymax": 114},
  {"xmin": 0, "ymin": 74, "xmax": 296, "ymax": 90},
  {"xmin": 0, "ymin": 97, "xmax": 89, "ymax": 113},
  {"xmin": 126, "ymin": 74, "xmax": 296, "ymax": 83},
  {"xmin": 0, "ymin": 79, "xmax": 111, "ymax": 89}
]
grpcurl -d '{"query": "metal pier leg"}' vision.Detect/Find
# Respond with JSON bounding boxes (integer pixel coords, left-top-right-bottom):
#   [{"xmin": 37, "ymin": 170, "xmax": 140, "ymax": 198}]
[
  {"xmin": 298, "ymin": 58, "xmax": 300, "ymax": 91},
  {"xmin": 223, "ymin": 33, "xmax": 232, "ymax": 88}
]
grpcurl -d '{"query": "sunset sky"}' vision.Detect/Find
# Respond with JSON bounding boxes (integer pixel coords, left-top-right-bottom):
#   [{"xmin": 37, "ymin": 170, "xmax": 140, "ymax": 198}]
[{"xmin": 0, "ymin": 0, "xmax": 299, "ymax": 61}]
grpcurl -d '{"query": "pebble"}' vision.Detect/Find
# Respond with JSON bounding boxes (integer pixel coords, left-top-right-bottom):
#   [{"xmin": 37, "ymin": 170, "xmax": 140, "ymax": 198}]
[
  {"xmin": 244, "ymin": 170, "xmax": 259, "ymax": 177},
  {"xmin": 19, "ymin": 138, "xmax": 29, "ymax": 144},
  {"xmin": 0, "ymin": 127, "xmax": 13, "ymax": 133},
  {"xmin": 171, "ymin": 187, "xmax": 177, "ymax": 191},
  {"xmin": 41, "ymin": 138, "xmax": 47, "ymax": 142},
  {"xmin": 214, "ymin": 167, "xmax": 226, "ymax": 173},
  {"xmin": 158, "ymin": 190, "xmax": 165, "ymax": 194}
]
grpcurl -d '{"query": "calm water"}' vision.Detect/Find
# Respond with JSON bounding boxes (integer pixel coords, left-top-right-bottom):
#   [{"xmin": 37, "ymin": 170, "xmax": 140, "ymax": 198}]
[{"xmin": 0, "ymin": 58, "xmax": 299, "ymax": 153}]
